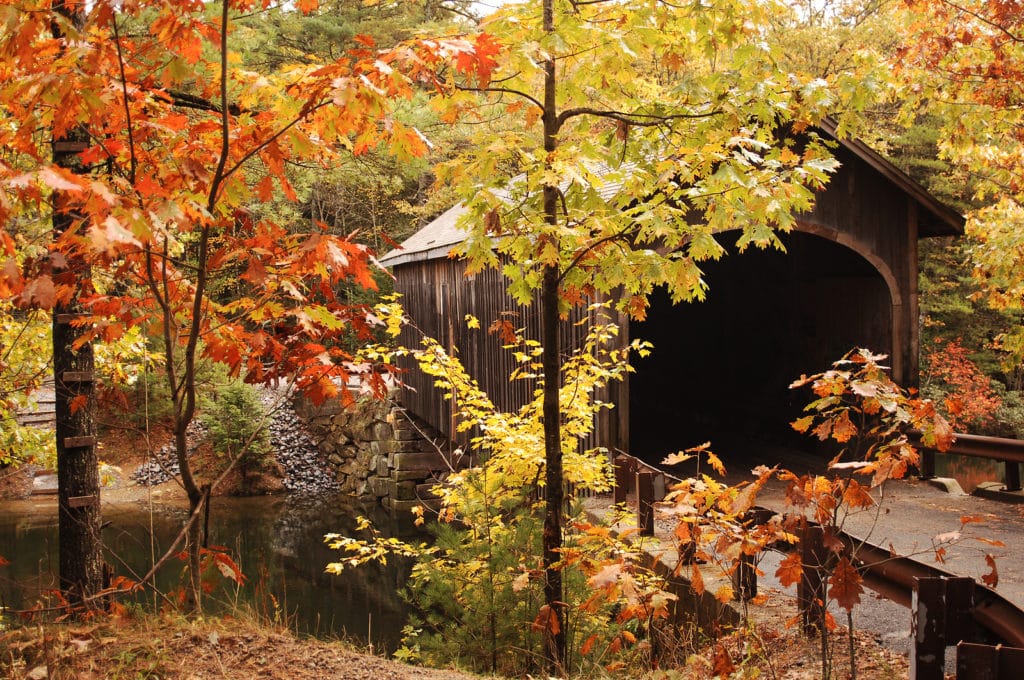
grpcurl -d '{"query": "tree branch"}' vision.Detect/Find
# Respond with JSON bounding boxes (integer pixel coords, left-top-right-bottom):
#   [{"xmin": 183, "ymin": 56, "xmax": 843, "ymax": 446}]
[
  {"xmin": 556, "ymin": 106, "xmax": 721, "ymax": 128},
  {"xmin": 456, "ymin": 83, "xmax": 545, "ymax": 113},
  {"xmin": 938, "ymin": 0, "xmax": 1024, "ymax": 44}
]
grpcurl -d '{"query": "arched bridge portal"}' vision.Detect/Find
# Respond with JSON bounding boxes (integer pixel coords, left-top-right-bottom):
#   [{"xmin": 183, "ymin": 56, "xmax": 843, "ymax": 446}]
[{"xmin": 629, "ymin": 229, "xmax": 894, "ymax": 464}]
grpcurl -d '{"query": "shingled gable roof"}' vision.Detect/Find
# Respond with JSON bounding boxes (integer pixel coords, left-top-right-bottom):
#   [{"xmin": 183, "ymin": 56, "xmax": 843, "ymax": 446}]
[{"xmin": 379, "ymin": 127, "xmax": 965, "ymax": 268}]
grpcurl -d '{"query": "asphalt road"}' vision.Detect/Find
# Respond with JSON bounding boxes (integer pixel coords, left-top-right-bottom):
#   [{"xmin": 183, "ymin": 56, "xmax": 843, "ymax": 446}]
[{"xmin": 752, "ymin": 475, "xmax": 1023, "ymax": 656}]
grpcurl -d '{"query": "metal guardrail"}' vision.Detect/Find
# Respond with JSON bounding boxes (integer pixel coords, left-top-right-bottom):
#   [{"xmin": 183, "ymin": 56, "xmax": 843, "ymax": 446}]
[
  {"xmin": 916, "ymin": 432, "xmax": 1024, "ymax": 492},
  {"xmin": 612, "ymin": 444, "xmax": 1024, "ymax": 659}
]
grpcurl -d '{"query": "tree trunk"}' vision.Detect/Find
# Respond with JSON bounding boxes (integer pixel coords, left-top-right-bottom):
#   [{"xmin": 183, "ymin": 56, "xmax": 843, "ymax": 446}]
[
  {"xmin": 51, "ymin": 0, "xmax": 103, "ymax": 607},
  {"xmin": 539, "ymin": 0, "xmax": 566, "ymax": 670},
  {"xmin": 175, "ymin": 419, "xmax": 205, "ymax": 611},
  {"xmin": 540, "ymin": 265, "xmax": 565, "ymax": 671},
  {"xmin": 53, "ymin": 298, "xmax": 103, "ymax": 604}
]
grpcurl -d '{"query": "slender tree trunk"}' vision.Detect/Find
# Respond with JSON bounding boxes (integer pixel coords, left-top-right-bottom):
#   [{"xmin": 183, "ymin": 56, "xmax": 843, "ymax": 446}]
[
  {"xmin": 175, "ymin": 417, "xmax": 205, "ymax": 611},
  {"xmin": 539, "ymin": 0, "xmax": 566, "ymax": 671},
  {"xmin": 51, "ymin": 0, "xmax": 103, "ymax": 607},
  {"xmin": 540, "ymin": 265, "xmax": 565, "ymax": 670}
]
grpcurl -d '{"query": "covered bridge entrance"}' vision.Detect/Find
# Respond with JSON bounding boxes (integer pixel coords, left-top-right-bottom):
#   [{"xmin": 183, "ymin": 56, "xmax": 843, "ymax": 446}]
[{"xmin": 381, "ymin": 129, "xmax": 963, "ymax": 468}]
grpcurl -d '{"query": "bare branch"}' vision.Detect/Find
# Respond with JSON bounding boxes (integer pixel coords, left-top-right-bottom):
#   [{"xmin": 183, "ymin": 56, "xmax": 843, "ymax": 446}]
[{"xmin": 556, "ymin": 106, "xmax": 721, "ymax": 129}]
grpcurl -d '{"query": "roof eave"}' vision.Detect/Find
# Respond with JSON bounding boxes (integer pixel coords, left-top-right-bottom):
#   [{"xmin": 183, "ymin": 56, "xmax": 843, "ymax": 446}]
[{"xmin": 820, "ymin": 118, "xmax": 965, "ymax": 237}]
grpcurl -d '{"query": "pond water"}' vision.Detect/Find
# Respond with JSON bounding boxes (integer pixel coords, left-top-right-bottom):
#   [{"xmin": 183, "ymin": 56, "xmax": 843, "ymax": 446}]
[
  {"xmin": 0, "ymin": 494, "xmax": 417, "ymax": 652},
  {"xmin": 934, "ymin": 453, "xmax": 1005, "ymax": 492}
]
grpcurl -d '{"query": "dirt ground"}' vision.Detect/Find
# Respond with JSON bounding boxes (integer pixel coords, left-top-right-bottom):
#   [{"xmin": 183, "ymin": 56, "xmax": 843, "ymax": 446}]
[
  {"xmin": 0, "ymin": 610, "xmax": 910, "ymax": 680},
  {"xmin": 0, "ymin": 615, "xmax": 484, "ymax": 680}
]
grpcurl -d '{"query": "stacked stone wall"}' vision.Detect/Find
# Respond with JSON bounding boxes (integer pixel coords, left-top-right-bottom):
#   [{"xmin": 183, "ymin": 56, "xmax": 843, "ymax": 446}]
[{"xmin": 294, "ymin": 393, "xmax": 460, "ymax": 511}]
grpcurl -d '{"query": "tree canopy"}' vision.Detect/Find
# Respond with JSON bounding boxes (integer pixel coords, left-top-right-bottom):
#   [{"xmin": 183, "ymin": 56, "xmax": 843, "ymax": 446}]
[{"xmin": 899, "ymin": 0, "xmax": 1024, "ymax": 365}]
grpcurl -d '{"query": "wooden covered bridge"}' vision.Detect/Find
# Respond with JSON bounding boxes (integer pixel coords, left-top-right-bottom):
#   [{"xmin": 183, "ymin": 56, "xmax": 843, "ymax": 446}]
[{"xmin": 379, "ymin": 128, "xmax": 964, "ymax": 466}]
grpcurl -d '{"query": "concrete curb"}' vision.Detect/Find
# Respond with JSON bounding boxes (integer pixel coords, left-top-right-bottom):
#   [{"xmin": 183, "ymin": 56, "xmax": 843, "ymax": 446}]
[
  {"xmin": 924, "ymin": 476, "xmax": 966, "ymax": 495},
  {"xmin": 972, "ymin": 481, "xmax": 1024, "ymax": 504}
]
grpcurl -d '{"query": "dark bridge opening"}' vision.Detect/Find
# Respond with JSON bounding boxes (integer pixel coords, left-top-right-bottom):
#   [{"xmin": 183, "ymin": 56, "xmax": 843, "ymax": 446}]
[{"xmin": 628, "ymin": 230, "xmax": 891, "ymax": 469}]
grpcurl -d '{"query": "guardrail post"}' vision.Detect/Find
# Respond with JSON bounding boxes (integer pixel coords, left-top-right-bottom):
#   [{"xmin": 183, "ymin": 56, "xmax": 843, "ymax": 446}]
[
  {"xmin": 637, "ymin": 470, "xmax": 655, "ymax": 537},
  {"xmin": 919, "ymin": 448, "xmax": 936, "ymax": 480},
  {"xmin": 912, "ymin": 576, "xmax": 976, "ymax": 680},
  {"xmin": 733, "ymin": 552, "xmax": 757, "ymax": 602},
  {"xmin": 613, "ymin": 455, "xmax": 633, "ymax": 505},
  {"xmin": 944, "ymin": 578, "xmax": 976, "ymax": 642},
  {"xmin": 956, "ymin": 642, "xmax": 1024, "ymax": 679},
  {"xmin": 912, "ymin": 578, "xmax": 947, "ymax": 680},
  {"xmin": 1005, "ymin": 462, "xmax": 1021, "ymax": 493},
  {"xmin": 798, "ymin": 525, "xmax": 827, "ymax": 634},
  {"xmin": 732, "ymin": 509, "xmax": 774, "ymax": 602}
]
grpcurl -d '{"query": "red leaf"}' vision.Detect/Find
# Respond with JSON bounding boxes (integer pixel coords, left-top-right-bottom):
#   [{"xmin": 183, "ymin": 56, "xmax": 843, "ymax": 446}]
[
  {"xmin": 135, "ymin": 173, "xmax": 163, "ymax": 197},
  {"xmin": 487, "ymin": 318, "xmax": 517, "ymax": 344},
  {"xmin": 712, "ymin": 643, "xmax": 736, "ymax": 678},
  {"xmin": 828, "ymin": 556, "xmax": 863, "ymax": 611},
  {"xmin": 775, "ymin": 552, "xmax": 803, "ymax": 588},
  {"xmin": 69, "ymin": 395, "xmax": 89, "ymax": 414},
  {"xmin": 255, "ymin": 175, "xmax": 275, "ymax": 202},
  {"xmin": 20, "ymin": 275, "xmax": 55, "ymax": 308},
  {"xmin": 982, "ymin": 554, "xmax": 999, "ymax": 588},
  {"xmin": 531, "ymin": 604, "xmax": 561, "ymax": 635},
  {"xmin": 691, "ymin": 559, "xmax": 704, "ymax": 595}
]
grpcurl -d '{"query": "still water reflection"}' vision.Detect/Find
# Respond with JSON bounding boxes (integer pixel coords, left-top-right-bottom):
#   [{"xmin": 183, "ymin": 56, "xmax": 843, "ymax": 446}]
[{"xmin": 0, "ymin": 494, "xmax": 415, "ymax": 652}]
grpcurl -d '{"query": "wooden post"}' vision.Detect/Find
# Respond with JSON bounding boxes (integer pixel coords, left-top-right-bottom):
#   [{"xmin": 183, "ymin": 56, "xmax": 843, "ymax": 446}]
[
  {"xmin": 798, "ymin": 525, "xmax": 827, "ymax": 634},
  {"xmin": 912, "ymin": 576, "xmax": 975, "ymax": 680},
  {"xmin": 957, "ymin": 642, "xmax": 1024, "ymax": 680},
  {"xmin": 919, "ymin": 448, "xmax": 936, "ymax": 480},
  {"xmin": 637, "ymin": 469, "xmax": 655, "ymax": 537},
  {"xmin": 943, "ymin": 577, "xmax": 976, "ymax": 642},
  {"xmin": 1004, "ymin": 462, "xmax": 1021, "ymax": 493},
  {"xmin": 912, "ymin": 578, "xmax": 948, "ymax": 680},
  {"xmin": 613, "ymin": 455, "xmax": 632, "ymax": 505},
  {"xmin": 956, "ymin": 642, "xmax": 997, "ymax": 680},
  {"xmin": 732, "ymin": 509, "xmax": 773, "ymax": 602},
  {"xmin": 733, "ymin": 553, "xmax": 757, "ymax": 602}
]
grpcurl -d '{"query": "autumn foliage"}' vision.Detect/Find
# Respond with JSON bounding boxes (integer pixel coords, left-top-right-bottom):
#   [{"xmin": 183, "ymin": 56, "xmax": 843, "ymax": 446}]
[
  {"xmin": 922, "ymin": 337, "xmax": 1002, "ymax": 431},
  {"xmin": 0, "ymin": 0, "xmax": 497, "ymax": 401},
  {"xmin": 899, "ymin": 1, "xmax": 1024, "ymax": 365}
]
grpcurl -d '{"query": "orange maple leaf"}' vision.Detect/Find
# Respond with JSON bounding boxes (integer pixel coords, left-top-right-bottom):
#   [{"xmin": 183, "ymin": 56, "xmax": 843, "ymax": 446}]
[
  {"xmin": 712, "ymin": 644, "xmax": 736, "ymax": 678},
  {"xmin": 775, "ymin": 552, "xmax": 803, "ymax": 588},
  {"xmin": 531, "ymin": 604, "xmax": 560, "ymax": 635},
  {"xmin": 69, "ymin": 395, "xmax": 89, "ymax": 414},
  {"xmin": 828, "ymin": 556, "xmax": 863, "ymax": 611},
  {"xmin": 831, "ymin": 410, "xmax": 857, "ymax": 443},
  {"xmin": 982, "ymin": 554, "xmax": 999, "ymax": 588},
  {"xmin": 841, "ymin": 479, "xmax": 876, "ymax": 509}
]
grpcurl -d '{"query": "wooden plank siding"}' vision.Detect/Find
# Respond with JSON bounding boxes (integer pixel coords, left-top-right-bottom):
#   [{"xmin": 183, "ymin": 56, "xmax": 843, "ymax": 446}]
[{"xmin": 393, "ymin": 257, "xmax": 624, "ymax": 454}]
